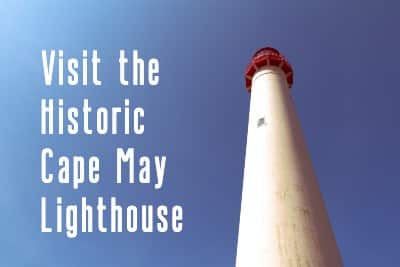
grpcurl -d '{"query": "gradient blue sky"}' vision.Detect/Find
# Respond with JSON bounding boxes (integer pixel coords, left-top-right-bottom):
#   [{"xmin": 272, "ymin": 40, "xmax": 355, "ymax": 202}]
[{"xmin": 1, "ymin": 1, "xmax": 400, "ymax": 266}]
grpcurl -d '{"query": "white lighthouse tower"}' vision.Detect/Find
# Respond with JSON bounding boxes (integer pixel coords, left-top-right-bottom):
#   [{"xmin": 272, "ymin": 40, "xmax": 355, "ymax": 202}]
[{"xmin": 236, "ymin": 47, "xmax": 343, "ymax": 267}]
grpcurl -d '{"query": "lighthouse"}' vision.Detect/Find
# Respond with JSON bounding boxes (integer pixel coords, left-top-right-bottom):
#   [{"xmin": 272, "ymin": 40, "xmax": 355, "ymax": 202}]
[{"xmin": 236, "ymin": 47, "xmax": 343, "ymax": 267}]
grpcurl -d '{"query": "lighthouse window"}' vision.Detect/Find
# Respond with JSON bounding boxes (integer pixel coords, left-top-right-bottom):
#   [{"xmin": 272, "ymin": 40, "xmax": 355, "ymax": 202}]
[{"xmin": 257, "ymin": 117, "xmax": 265, "ymax": 127}]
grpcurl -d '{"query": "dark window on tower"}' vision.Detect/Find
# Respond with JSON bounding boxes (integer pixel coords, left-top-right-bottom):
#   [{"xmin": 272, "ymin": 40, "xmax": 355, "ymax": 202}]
[{"xmin": 257, "ymin": 117, "xmax": 265, "ymax": 127}]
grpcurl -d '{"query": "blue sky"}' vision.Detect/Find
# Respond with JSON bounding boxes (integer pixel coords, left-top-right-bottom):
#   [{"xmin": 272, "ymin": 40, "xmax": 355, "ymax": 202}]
[{"xmin": 1, "ymin": 1, "xmax": 400, "ymax": 266}]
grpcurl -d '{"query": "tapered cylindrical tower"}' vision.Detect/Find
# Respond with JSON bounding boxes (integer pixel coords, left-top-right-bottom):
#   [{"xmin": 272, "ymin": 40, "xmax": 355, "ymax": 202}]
[{"xmin": 236, "ymin": 47, "xmax": 343, "ymax": 267}]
